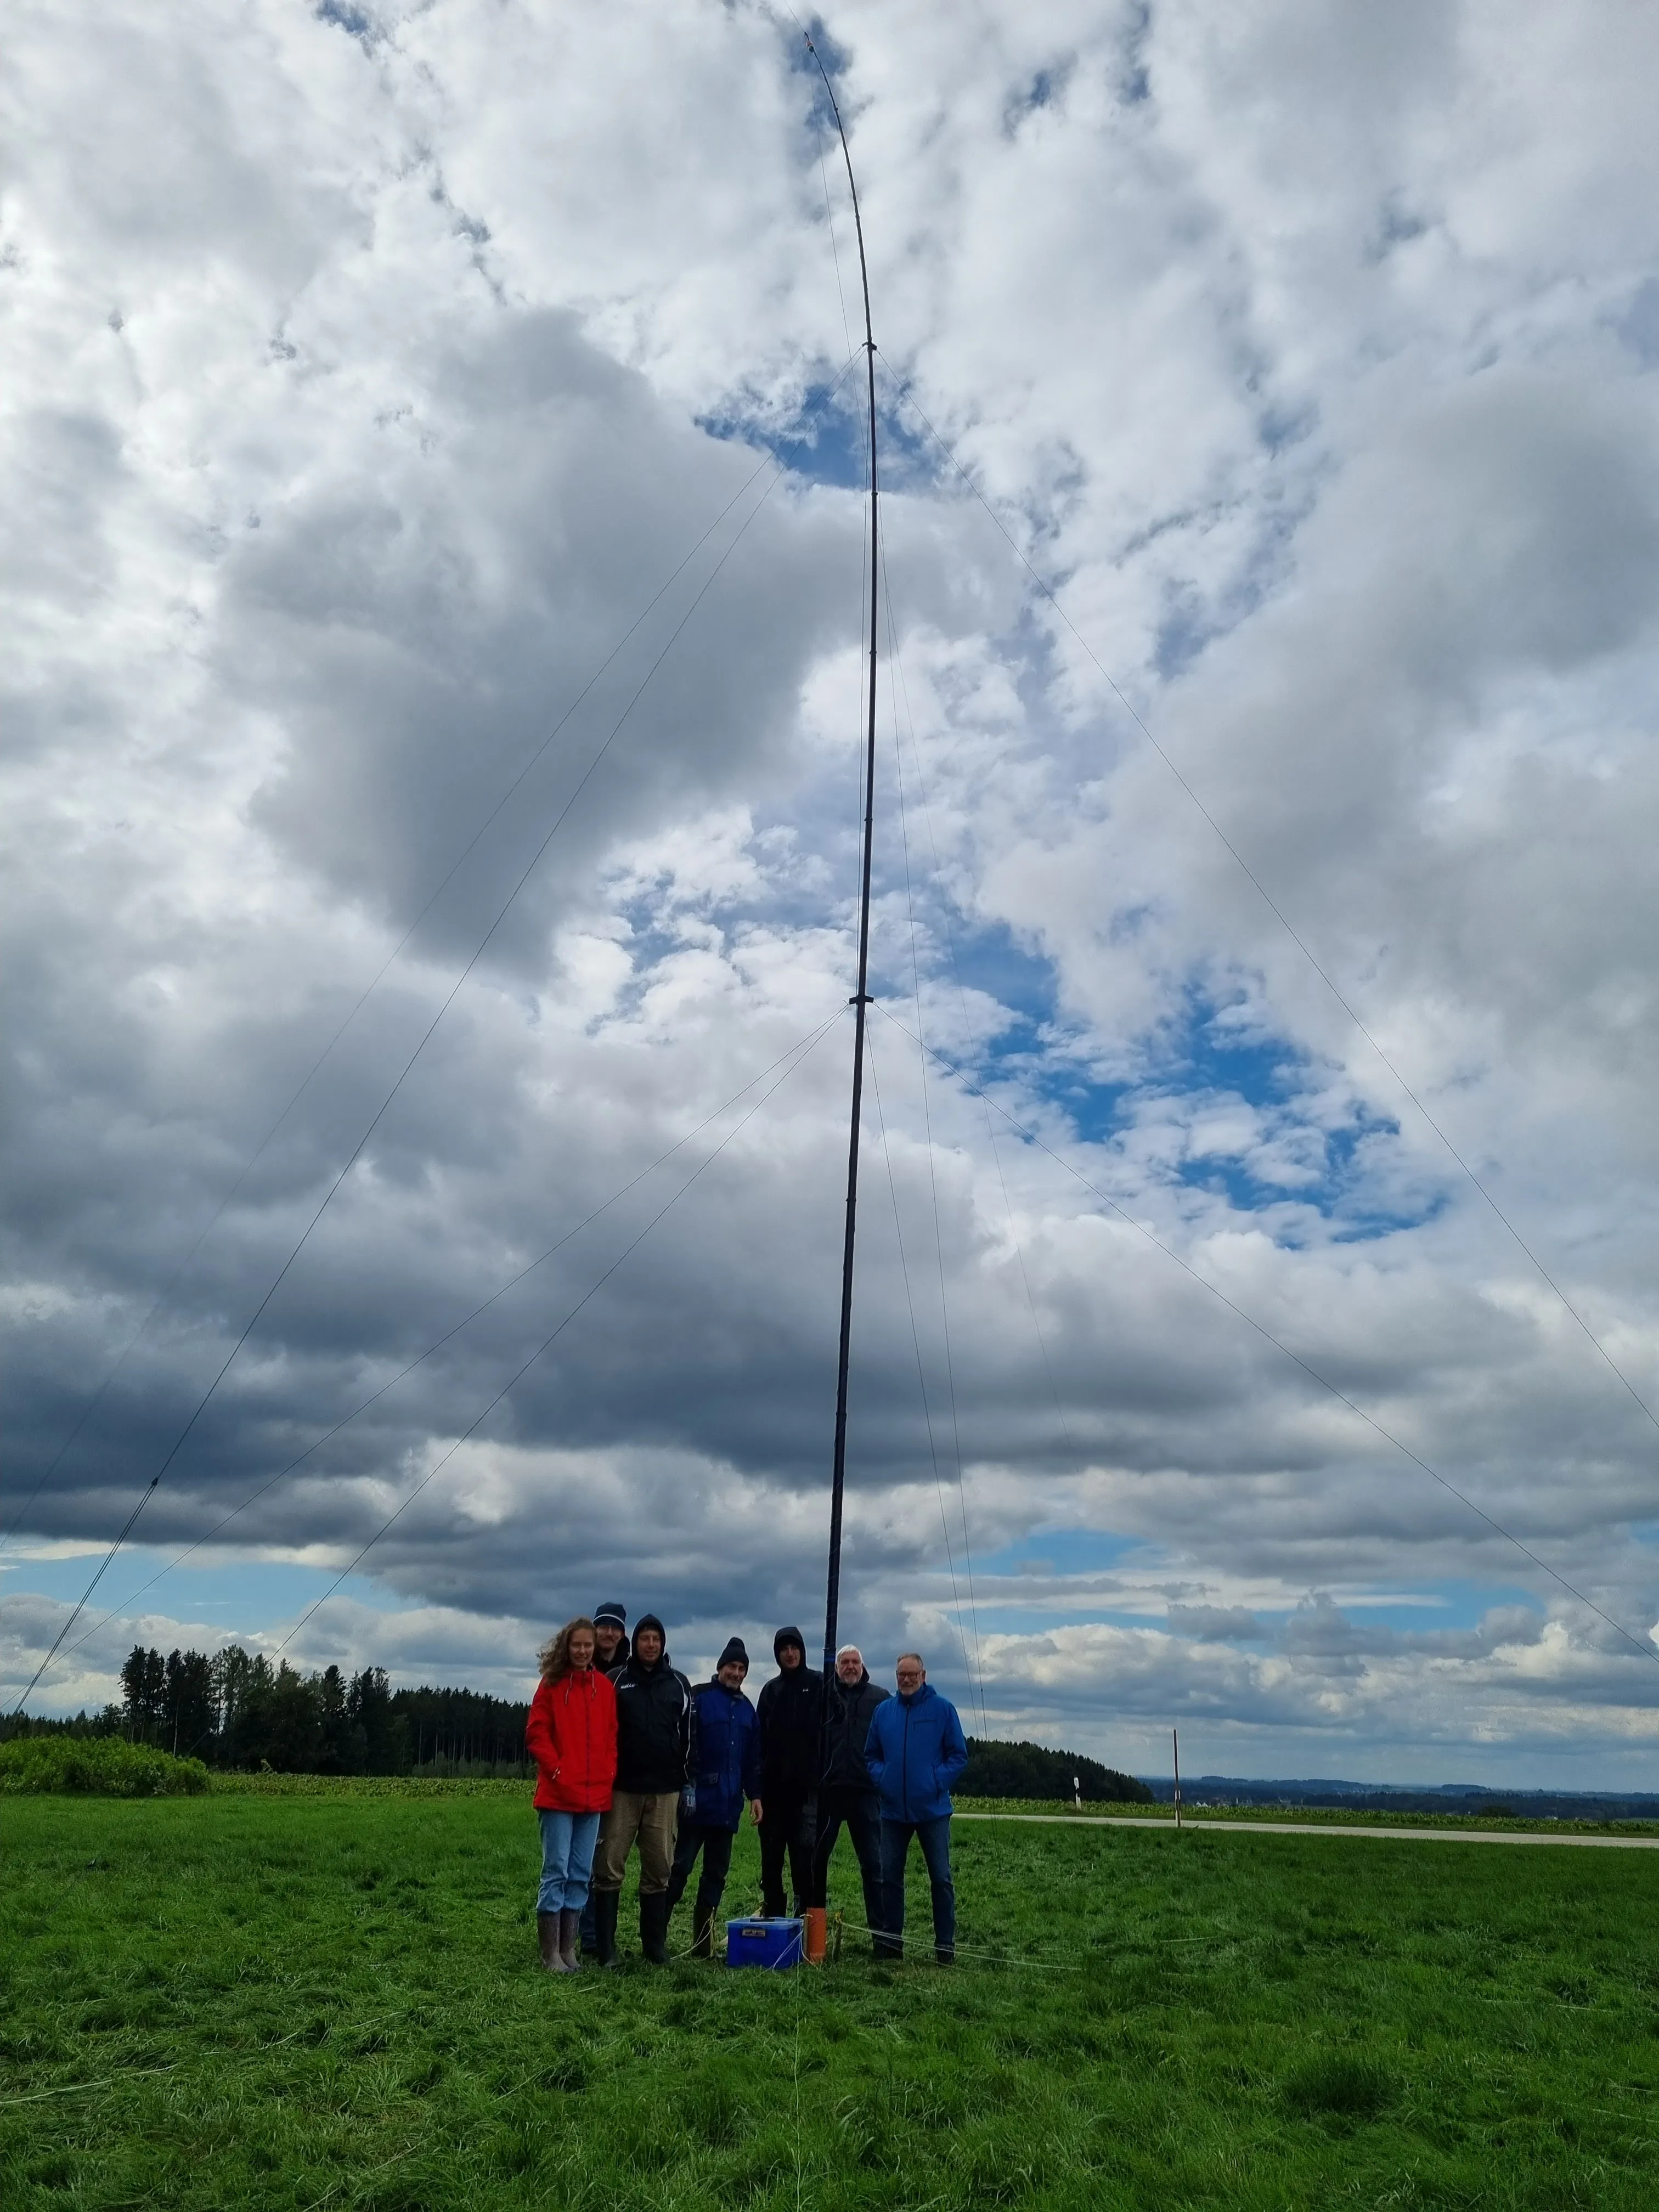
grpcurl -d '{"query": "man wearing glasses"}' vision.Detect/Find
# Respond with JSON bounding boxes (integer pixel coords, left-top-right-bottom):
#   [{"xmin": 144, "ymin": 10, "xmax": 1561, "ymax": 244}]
[{"xmin": 864, "ymin": 1651, "xmax": 969, "ymax": 1964}]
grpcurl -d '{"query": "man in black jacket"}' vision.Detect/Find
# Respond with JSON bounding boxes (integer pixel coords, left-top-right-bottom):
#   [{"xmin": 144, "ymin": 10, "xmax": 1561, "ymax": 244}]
[
  {"xmin": 755, "ymin": 1626, "xmax": 821, "ymax": 1918},
  {"xmin": 579, "ymin": 1599, "xmax": 631, "ymax": 1956},
  {"xmin": 810, "ymin": 1643, "xmax": 888, "ymax": 1944},
  {"xmin": 590, "ymin": 1613, "xmax": 695, "ymax": 1966}
]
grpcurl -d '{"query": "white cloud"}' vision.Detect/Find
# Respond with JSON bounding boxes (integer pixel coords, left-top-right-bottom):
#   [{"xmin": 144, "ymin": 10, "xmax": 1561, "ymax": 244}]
[{"xmin": 4, "ymin": 0, "xmax": 1658, "ymax": 1785}]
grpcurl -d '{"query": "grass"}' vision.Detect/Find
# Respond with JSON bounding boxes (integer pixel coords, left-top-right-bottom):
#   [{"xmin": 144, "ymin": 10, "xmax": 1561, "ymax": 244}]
[{"xmin": 5, "ymin": 1787, "xmax": 1659, "ymax": 2207}]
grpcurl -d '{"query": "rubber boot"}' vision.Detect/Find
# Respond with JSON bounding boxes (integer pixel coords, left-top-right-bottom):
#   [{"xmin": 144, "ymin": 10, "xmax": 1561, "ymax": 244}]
[
  {"xmin": 690, "ymin": 1889, "xmax": 718, "ymax": 1960},
  {"xmin": 558, "ymin": 1907, "xmax": 582, "ymax": 1972},
  {"xmin": 537, "ymin": 1910, "xmax": 567, "ymax": 1972},
  {"xmin": 592, "ymin": 1887, "xmax": 620, "ymax": 1967},
  {"xmin": 640, "ymin": 1890, "xmax": 672, "ymax": 1966}
]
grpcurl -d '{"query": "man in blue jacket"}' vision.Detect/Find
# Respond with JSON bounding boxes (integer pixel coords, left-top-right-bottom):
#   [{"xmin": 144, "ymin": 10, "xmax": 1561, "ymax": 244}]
[
  {"xmin": 664, "ymin": 1637, "xmax": 763, "ymax": 1957},
  {"xmin": 864, "ymin": 1651, "xmax": 969, "ymax": 1963}
]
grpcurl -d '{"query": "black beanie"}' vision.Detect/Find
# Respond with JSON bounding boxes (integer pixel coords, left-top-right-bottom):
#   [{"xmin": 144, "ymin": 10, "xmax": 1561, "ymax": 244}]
[
  {"xmin": 716, "ymin": 1637, "xmax": 749, "ymax": 1671},
  {"xmin": 594, "ymin": 1600, "xmax": 627, "ymax": 1629}
]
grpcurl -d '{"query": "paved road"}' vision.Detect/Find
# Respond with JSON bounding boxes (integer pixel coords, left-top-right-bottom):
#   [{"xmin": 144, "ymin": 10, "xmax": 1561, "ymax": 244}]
[{"xmin": 956, "ymin": 1812, "xmax": 1659, "ymax": 1851}]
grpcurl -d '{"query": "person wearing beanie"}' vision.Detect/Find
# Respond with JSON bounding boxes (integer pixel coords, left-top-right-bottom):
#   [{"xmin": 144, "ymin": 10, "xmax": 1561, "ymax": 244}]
[
  {"xmin": 592, "ymin": 1601, "xmax": 630, "ymax": 1672},
  {"xmin": 664, "ymin": 1637, "xmax": 763, "ymax": 1956},
  {"xmin": 589, "ymin": 1613, "xmax": 695, "ymax": 1966},
  {"xmin": 810, "ymin": 1643, "xmax": 889, "ymax": 1947},
  {"xmin": 578, "ymin": 1600, "xmax": 630, "ymax": 1956},
  {"xmin": 755, "ymin": 1626, "xmax": 823, "ymax": 1918}
]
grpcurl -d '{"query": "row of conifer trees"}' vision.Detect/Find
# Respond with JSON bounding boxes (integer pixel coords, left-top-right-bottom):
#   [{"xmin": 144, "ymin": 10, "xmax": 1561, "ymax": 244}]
[{"xmin": 3, "ymin": 1645, "xmax": 531, "ymax": 1775}]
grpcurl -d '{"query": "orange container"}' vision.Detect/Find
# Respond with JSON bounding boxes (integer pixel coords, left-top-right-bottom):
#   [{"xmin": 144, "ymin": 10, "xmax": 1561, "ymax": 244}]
[{"xmin": 802, "ymin": 1906, "xmax": 828, "ymax": 1965}]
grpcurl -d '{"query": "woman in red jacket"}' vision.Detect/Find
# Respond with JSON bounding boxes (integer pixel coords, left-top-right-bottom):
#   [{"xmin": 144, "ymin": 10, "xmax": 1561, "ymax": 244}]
[{"xmin": 525, "ymin": 1616, "xmax": 618, "ymax": 1972}]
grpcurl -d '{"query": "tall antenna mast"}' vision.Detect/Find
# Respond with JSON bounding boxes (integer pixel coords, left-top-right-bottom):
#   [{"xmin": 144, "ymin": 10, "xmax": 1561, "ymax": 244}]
[{"xmin": 806, "ymin": 31, "xmax": 878, "ymax": 1686}]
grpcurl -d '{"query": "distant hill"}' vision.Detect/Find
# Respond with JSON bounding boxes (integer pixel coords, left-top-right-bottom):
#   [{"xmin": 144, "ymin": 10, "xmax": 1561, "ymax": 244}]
[
  {"xmin": 1142, "ymin": 1774, "xmax": 1659, "ymax": 1822},
  {"xmin": 958, "ymin": 1737, "xmax": 1154, "ymax": 1803}
]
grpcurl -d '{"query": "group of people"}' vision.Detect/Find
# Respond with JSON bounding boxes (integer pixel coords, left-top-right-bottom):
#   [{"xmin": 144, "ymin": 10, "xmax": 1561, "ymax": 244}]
[{"xmin": 524, "ymin": 1601, "xmax": 968, "ymax": 1973}]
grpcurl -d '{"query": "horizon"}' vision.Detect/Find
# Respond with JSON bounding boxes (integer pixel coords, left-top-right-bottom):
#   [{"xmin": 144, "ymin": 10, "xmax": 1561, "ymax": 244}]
[{"xmin": 5, "ymin": 2, "xmax": 1659, "ymax": 1792}]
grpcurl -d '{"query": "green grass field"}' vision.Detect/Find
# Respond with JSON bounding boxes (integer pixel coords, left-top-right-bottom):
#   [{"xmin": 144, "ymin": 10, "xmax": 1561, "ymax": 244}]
[{"xmin": 6, "ymin": 1784, "xmax": 1659, "ymax": 2208}]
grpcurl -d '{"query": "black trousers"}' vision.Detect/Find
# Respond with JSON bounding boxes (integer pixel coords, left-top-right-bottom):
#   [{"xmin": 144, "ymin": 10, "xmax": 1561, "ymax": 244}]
[
  {"xmin": 810, "ymin": 1784, "xmax": 883, "ymax": 1931},
  {"xmin": 665, "ymin": 1821, "xmax": 735, "ymax": 1944},
  {"xmin": 758, "ymin": 1784, "xmax": 816, "ymax": 1917}
]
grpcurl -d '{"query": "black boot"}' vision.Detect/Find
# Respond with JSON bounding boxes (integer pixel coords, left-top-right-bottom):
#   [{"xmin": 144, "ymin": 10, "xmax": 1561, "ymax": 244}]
[
  {"xmin": 592, "ymin": 1887, "xmax": 620, "ymax": 1967},
  {"xmin": 640, "ymin": 1891, "xmax": 672, "ymax": 1966},
  {"xmin": 690, "ymin": 1884, "xmax": 723, "ymax": 1960}
]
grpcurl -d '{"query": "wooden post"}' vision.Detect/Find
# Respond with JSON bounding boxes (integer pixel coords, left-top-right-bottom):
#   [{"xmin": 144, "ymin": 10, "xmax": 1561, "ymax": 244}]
[{"xmin": 1172, "ymin": 1728, "xmax": 1182, "ymax": 1829}]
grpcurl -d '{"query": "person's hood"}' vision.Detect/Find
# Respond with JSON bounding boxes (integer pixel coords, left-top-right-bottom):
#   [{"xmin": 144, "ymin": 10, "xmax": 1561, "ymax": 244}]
[
  {"xmin": 631, "ymin": 1612, "xmax": 669, "ymax": 1670},
  {"xmin": 773, "ymin": 1625, "xmax": 807, "ymax": 1664},
  {"xmin": 593, "ymin": 1600, "xmax": 627, "ymax": 1630}
]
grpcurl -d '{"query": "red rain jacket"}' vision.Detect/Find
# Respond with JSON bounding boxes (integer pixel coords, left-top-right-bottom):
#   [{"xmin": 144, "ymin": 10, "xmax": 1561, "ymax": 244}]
[{"xmin": 526, "ymin": 1666, "xmax": 618, "ymax": 1813}]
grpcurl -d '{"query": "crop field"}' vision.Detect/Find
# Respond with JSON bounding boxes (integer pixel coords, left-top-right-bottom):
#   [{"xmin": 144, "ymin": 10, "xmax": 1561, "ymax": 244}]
[{"xmin": 6, "ymin": 1784, "xmax": 1659, "ymax": 2209}]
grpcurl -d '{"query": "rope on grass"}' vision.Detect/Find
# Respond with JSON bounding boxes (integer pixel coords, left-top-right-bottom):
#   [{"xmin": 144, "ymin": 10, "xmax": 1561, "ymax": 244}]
[{"xmin": 0, "ymin": 2067, "xmax": 174, "ymax": 2106}]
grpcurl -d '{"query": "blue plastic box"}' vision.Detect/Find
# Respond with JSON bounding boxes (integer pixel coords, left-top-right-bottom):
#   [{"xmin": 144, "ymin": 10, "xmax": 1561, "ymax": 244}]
[{"xmin": 725, "ymin": 1916, "xmax": 803, "ymax": 1970}]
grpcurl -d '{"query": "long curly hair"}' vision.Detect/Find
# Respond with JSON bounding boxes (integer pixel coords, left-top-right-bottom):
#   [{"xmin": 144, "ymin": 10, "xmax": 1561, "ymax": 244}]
[{"xmin": 538, "ymin": 1616, "xmax": 597, "ymax": 1684}]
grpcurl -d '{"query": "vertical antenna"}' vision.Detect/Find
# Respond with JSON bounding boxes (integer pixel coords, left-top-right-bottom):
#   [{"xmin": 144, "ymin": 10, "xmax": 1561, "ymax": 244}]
[{"xmin": 806, "ymin": 31, "xmax": 878, "ymax": 1690}]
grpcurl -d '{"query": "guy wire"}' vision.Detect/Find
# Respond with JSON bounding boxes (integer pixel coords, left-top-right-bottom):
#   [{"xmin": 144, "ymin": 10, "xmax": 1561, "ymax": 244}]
[
  {"xmin": 272, "ymin": 1007, "xmax": 847, "ymax": 1661},
  {"xmin": 881, "ymin": 566, "xmax": 990, "ymax": 1737},
  {"xmin": 11, "ymin": 441, "xmax": 797, "ymax": 1672},
  {"xmin": 3, "ymin": 348, "xmax": 866, "ymax": 1558},
  {"xmin": 35, "ymin": 1012, "xmax": 846, "ymax": 1688},
  {"xmin": 873, "ymin": 351, "xmax": 1659, "ymax": 1450},
  {"xmin": 874, "ymin": 999, "xmax": 1659, "ymax": 1672},
  {"xmin": 877, "ymin": 541, "xmax": 1080, "ymax": 1468},
  {"xmin": 865, "ymin": 1028, "xmax": 977, "ymax": 1718}
]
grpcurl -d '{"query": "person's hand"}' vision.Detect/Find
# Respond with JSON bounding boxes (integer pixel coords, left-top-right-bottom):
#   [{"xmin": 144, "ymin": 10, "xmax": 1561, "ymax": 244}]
[{"xmin": 749, "ymin": 1798, "xmax": 763, "ymax": 1826}]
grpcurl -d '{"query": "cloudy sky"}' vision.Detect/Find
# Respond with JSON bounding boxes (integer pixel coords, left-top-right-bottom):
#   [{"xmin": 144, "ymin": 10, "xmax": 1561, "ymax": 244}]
[{"xmin": 5, "ymin": 0, "xmax": 1659, "ymax": 1786}]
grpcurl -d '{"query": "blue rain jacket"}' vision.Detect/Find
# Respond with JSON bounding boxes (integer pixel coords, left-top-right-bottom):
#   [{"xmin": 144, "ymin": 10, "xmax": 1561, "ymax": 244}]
[
  {"xmin": 864, "ymin": 1680, "xmax": 969, "ymax": 1822},
  {"xmin": 687, "ymin": 1676, "xmax": 762, "ymax": 1832}
]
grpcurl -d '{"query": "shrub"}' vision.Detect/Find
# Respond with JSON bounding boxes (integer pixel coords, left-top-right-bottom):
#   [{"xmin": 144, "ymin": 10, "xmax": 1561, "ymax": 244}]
[{"xmin": 0, "ymin": 1735, "xmax": 210, "ymax": 1797}]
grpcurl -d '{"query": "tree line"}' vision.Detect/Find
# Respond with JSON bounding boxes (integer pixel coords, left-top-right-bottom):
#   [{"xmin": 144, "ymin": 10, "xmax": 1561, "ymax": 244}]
[
  {"xmin": 4, "ymin": 1645, "xmax": 1152, "ymax": 1798},
  {"xmin": 2, "ymin": 1646, "xmax": 531, "ymax": 1776}
]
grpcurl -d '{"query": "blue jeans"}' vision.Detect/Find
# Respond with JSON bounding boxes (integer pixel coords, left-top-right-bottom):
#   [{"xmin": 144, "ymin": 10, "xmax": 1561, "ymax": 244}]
[
  {"xmin": 877, "ymin": 1815, "xmax": 955, "ymax": 1958},
  {"xmin": 537, "ymin": 1809, "xmax": 600, "ymax": 1914}
]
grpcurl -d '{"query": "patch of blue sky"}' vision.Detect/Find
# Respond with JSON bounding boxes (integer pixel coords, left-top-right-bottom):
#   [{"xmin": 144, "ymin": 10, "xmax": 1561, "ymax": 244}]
[
  {"xmin": 699, "ymin": 358, "xmax": 952, "ymax": 504},
  {"xmin": 1129, "ymin": 985, "xmax": 1440, "ymax": 1240},
  {"xmin": 697, "ymin": 381, "xmax": 867, "ymax": 492},
  {"xmin": 976, "ymin": 1526, "xmax": 1145, "ymax": 1579},
  {"xmin": 1307, "ymin": 1581, "xmax": 1541, "ymax": 1637},
  {"xmin": 3, "ymin": 1546, "xmax": 409, "ymax": 1641},
  {"xmin": 786, "ymin": 15, "xmax": 850, "ymax": 131},
  {"xmin": 873, "ymin": 916, "xmax": 1057, "ymax": 1046}
]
